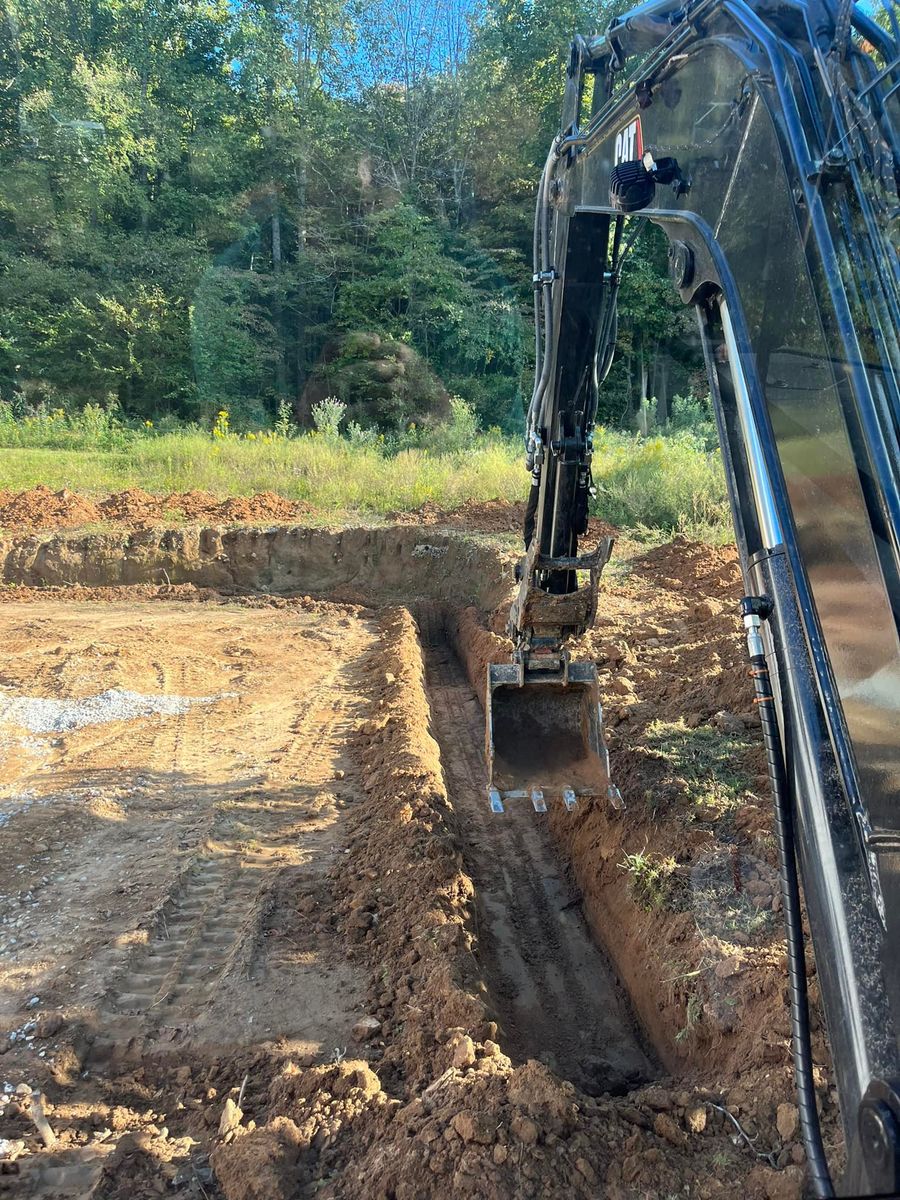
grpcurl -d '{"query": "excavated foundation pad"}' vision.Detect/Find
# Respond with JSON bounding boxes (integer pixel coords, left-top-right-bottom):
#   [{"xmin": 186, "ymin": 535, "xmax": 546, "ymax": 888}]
[{"xmin": 0, "ymin": 526, "xmax": 828, "ymax": 1200}]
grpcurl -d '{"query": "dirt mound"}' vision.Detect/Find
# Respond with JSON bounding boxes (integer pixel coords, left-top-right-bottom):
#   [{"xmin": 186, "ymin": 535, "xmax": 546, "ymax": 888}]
[
  {"xmin": 96, "ymin": 488, "xmax": 167, "ymax": 524},
  {"xmin": 0, "ymin": 485, "xmax": 102, "ymax": 531},
  {"xmin": 215, "ymin": 491, "xmax": 306, "ymax": 523},
  {"xmin": 632, "ymin": 532, "xmax": 742, "ymax": 595},
  {"xmin": 0, "ymin": 486, "xmax": 314, "ymax": 532}
]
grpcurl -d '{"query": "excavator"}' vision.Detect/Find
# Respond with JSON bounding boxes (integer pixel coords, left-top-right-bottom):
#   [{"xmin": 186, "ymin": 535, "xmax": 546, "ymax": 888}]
[{"xmin": 484, "ymin": 0, "xmax": 900, "ymax": 1193}]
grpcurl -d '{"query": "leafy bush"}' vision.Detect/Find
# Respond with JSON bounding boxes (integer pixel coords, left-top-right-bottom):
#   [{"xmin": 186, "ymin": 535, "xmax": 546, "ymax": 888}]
[
  {"xmin": 300, "ymin": 332, "xmax": 449, "ymax": 432},
  {"xmin": 334, "ymin": 205, "xmax": 524, "ymax": 429},
  {"xmin": 667, "ymin": 393, "xmax": 718, "ymax": 451},
  {"xmin": 424, "ymin": 397, "xmax": 480, "ymax": 457}
]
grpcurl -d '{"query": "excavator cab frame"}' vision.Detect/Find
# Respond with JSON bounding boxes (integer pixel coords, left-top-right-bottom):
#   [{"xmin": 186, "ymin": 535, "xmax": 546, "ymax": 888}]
[{"xmin": 500, "ymin": 0, "xmax": 900, "ymax": 1191}]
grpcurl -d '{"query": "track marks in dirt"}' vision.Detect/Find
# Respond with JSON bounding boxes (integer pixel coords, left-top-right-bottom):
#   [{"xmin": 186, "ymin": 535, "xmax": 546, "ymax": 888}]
[
  {"xmin": 416, "ymin": 608, "xmax": 657, "ymax": 1096},
  {"xmin": 0, "ymin": 601, "xmax": 374, "ymax": 1087},
  {"xmin": 90, "ymin": 624, "xmax": 374, "ymax": 1064}
]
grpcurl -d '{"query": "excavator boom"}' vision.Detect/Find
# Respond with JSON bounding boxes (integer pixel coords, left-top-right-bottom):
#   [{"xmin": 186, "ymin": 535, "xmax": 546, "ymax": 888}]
[{"xmin": 495, "ymin": 0, "xmax": 900, "ymax": 1191}]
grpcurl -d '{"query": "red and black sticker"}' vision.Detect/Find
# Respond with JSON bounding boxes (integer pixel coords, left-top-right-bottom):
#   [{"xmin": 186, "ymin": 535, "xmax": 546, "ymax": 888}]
[{"xmin": 613, "ymin": 116, "xmax": 644, "ymax": 165}]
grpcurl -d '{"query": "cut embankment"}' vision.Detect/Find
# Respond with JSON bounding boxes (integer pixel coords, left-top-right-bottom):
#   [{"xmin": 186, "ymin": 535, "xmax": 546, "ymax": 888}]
[{"xmin": 0, "ymin": 524, "xmax": 512, "ymax": 610}]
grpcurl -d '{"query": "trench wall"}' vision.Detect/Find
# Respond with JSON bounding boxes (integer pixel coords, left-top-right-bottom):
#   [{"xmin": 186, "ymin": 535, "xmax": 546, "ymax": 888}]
[{"xmin": 0, "ymin": 525, "xmax": 514, "ymax": 610}]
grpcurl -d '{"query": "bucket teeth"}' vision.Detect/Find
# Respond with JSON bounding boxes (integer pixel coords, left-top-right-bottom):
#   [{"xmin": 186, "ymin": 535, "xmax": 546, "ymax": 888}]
[
  {"xmin": 531, "ymin": 787, "xmax": 548, "ymax": 813},
  {"xmin": 488, "ymin": 787, "xmax": 505, "ymax": 814},
  {"xmin": 607, "ymin": 783, "xmax": 624, "ymax": 811},
  {"xmin": 562, "ymin": 787, "xmax": 577, "ymax": 812}
]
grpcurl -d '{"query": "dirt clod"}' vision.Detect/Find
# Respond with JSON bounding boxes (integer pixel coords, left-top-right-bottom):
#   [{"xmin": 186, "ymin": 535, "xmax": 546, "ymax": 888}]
[
  {"xmin": 450, "ymin": 1035, "xmax": 476, "ymax": 1069},
  {"xmin": 351, "ymin": 1016, "xmax": 382, "ymax": 1041},
  {"xmin": 34, "ymin": 1013, "xmax": 64, "ymax": 1039},
  {"xmin": 776, "ymin": 1102, "xmax": 799, "ymax": 1142},
  {"xmin": 219, "ymin": 1099, "xmax": 244, "ymax": 1137},
  {"xmin": 212, "ymin": 1116, "xmax": 303, "ymax": 1200}
]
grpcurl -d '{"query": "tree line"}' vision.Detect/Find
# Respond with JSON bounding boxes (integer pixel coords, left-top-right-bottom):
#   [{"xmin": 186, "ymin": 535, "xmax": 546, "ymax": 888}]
[{"xmin": 0, "ymin": 0, "xmax": 699, "ymax": 433}]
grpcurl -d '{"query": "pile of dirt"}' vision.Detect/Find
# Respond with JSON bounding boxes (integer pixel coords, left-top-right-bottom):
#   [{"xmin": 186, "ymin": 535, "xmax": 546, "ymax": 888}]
[
  {"xmin": 0, "ymin": 487, "xmax": 565, "ymax": 538},
  {"xmin": 632, "ymin": 532, "xmax": 743, "ymax": 596},
  {"xmin": 0, "ymin": 485, "xmax": 102, "ymax": 531},
  {"xmin": 95, "ymin": 487, "xmax": 167, "ymax": 524},
  {"xmin": 0, "ymin": 487, "xmax": 314, "ymax": 532}
]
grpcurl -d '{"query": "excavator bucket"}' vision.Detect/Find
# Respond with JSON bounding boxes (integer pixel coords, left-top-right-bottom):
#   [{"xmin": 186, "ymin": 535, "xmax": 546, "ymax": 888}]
[{"xmin": 485, "ymin": 660, "xmax": 621, "ymax": 813}]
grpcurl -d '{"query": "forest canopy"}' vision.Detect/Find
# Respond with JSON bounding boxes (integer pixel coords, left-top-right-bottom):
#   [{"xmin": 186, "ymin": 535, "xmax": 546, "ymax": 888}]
[{"xmin": 0, "ymin": 0, "xmax": 698, "ymax": 432}]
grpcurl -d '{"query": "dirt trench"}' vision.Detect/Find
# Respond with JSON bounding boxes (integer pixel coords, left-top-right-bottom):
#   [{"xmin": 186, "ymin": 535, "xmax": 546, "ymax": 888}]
[{"xmin": 416, "ymin": 606, "xmax": 656, "ymax": 1097}]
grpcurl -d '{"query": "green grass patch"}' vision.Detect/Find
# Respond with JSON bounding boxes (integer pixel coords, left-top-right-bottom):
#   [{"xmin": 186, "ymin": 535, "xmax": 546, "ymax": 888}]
[
  {"xmin": 644, "ymin": 718, "xmax": 754, "ymax": 815},
  {"xmin": 0, "ymin": 402, "xmax": 731, "ymax": 541},
  {"xmin": 618, "ymin": 848, "xmax": 679, "ymax": 910}
]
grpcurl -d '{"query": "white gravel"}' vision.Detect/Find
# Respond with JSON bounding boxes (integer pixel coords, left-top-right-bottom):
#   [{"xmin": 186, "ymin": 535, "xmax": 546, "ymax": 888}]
[{"xmin": 0, "ymin": 688, "xmax": 236, "ymax": 735}]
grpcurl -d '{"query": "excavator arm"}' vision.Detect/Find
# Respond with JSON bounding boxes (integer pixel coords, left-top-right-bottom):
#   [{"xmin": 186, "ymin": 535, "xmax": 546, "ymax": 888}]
[{"xmin": 490, "ymin": 0, "xmax": 900, "ymax": 1192}]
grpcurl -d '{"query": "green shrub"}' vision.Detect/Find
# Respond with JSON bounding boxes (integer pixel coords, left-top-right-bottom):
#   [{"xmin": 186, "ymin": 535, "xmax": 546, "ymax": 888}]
[
  {"xmin": 424, "ymin": 397, "xmax": 480, "ymax": 457},
  {"xmin": 591, "ymin": 427, "xmax": 730, "ymax": 542},
  {"xmin": 311, "ymin": 397, "xmax": 346, "ymax": 442}
]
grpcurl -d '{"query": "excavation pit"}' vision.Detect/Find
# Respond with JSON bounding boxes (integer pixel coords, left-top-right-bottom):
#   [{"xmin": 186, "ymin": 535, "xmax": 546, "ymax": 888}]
[{"xmin": 0, "ymin": 515, "xmax": 827, "ymax": 1200}]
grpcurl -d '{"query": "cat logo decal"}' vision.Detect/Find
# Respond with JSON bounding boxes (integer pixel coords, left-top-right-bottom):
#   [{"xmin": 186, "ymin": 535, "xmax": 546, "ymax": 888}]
[{"xmin": 613, "ymin": 116, "xmax": 644, "ymax": 164}]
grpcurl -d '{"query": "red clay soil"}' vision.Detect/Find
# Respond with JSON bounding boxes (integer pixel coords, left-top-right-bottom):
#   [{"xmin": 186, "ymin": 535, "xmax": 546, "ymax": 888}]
[
  {"xmin": 211, "ymin": 607, "xmax": 802, "ymax": 1200},
  {"xmin": 447, "ymin": 535, "xmax": 840, "ymax": 1186},
  {"xmin": 0, "ymin": 485, "xmax": 103, "ymax": 530},
  {"xmin": 0, "ymin": 486, "xmax": 314, "ymax": 531}
]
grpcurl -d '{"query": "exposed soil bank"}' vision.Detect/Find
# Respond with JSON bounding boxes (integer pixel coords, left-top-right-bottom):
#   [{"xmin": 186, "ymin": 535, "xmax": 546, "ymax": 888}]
[{"xmin": 0, "ymin": 525, "xmax": 513, "ymax": 610}]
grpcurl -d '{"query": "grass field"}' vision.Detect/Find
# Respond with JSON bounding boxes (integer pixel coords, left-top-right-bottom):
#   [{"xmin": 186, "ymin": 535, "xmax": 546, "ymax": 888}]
[{"xmin": 0, "ymin": 402, "xmax": 731, "ymax": 541}]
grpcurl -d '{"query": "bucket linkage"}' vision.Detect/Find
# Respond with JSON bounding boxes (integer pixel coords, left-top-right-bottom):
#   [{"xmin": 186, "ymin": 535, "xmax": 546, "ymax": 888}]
[{"xmin": 485, "ymin": 534, "xmax": 623, "ymax": 814}]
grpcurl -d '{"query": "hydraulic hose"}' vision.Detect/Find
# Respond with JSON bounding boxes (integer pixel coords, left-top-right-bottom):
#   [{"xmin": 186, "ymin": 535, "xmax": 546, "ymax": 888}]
[
  {"xmin": 526, "ymin": 139, "xmax": 562, "ymax": 445},
  {"xmin": 742, "ymin": 596, "xmax": 835, "ymax": 1199}
]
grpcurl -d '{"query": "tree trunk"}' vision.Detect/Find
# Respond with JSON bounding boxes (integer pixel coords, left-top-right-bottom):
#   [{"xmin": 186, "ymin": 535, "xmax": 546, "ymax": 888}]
[
  {"xmin": 271, "ymin": 212, "xmax": 282, "ymax": 273},
  {"xmin": 271, "ymin": 202, "xmax": 288, "ymax": 400},
  {"xmin": 655, "ymin": 353, "xmax": 670, "ymax": 425}
]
